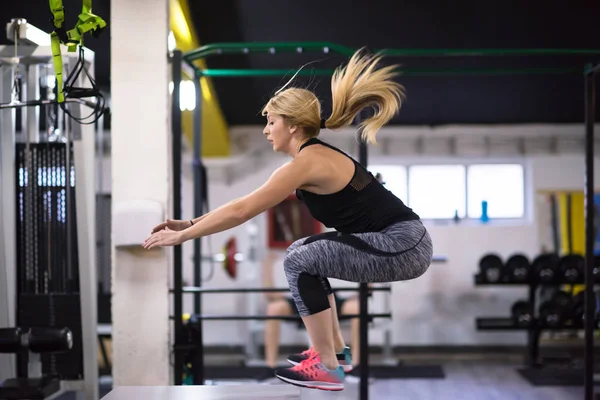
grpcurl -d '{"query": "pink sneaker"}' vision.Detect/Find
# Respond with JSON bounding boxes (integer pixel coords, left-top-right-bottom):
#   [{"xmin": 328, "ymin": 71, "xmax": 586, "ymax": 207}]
[
  {"xmin": 287, "ymin": 346, "xmax": 354, "ymax": 372},
  {"xmin": 275, "ymin": 355, "xmax": 345, "ymax": 391}
]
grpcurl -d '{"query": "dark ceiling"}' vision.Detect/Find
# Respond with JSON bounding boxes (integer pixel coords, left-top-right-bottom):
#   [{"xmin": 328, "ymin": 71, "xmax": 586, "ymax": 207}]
[{"xmin": 2, "ymin": 0, "xmax": 600, "ymax": 127}]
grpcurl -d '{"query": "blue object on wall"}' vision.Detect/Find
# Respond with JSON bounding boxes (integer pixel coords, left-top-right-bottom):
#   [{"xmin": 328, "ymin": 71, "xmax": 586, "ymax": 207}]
[{"xmin": 480, "ymin": 200, "xmax": 489, "ymax": 223}]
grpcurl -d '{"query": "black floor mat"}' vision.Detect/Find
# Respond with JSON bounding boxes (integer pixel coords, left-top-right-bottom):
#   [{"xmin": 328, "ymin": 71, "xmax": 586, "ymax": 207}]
[
  {"xmin": 203, "ymin": 364, "xmax": 445, "ymax": 381},
  {"xmin": 518, "ymin": 366, "xmax": 600, "ymax": 386},
  {"xmin": 350, "ymin": 364, "xmax": 445, "ymax": 379}
]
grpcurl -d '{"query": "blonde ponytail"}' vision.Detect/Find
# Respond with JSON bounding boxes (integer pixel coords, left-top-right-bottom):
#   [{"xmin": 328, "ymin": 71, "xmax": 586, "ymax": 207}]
[{"xmin": 325, "ymin": 49, "xmax": 406, "ymax": 144}]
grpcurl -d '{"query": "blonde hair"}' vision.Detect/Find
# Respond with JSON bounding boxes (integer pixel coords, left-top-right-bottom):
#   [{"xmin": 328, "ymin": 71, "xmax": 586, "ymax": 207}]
[{"xmin": 262, "ymin": 48, "xmax": 406, "ymax": 144}]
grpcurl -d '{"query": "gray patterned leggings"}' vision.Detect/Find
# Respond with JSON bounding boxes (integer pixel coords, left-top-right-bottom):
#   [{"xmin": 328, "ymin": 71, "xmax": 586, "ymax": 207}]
[{"xmin": 283, "ymin": 220, "xmax": 433, "ymax": 317}]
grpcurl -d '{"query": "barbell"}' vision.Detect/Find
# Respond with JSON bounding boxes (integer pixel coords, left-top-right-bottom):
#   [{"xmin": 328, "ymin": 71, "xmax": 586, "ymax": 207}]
[{"xmin": 196, "ymin": 237, "xmax": 243, "ymax": 279}]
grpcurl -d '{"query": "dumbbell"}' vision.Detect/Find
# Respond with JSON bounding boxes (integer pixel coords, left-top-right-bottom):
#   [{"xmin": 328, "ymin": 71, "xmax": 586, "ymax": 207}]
[
  {"xmin": 538, "ymin": 290, "xmax": 572, "ymax": 327},
  {"xmin": 558, "ymin": 254, "xmax": 584, "ymax": 283},
  {"xmin": 570, "ymin": 291, "xmax": 600, "ymax": 328},
  {"xmin": 511, "ymin": 300, "xmax": 533, "ymax": 327},
  {"xmin": 532, "ymin": 253, "xmax": 560, "ymax": 283},
  {"xmin": 571, "ymin": 291, "xmax": 584, "ymax": 323},
  {"xmin": 504, "ymin": 254, "xmax": 530, "ymax": 283},
  {"xmin": 478, "ymin": 253, "xmax": 504, "ymax": 283}
]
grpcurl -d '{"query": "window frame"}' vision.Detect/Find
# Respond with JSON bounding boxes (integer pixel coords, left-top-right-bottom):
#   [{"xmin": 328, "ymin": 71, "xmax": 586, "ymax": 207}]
[
  {"xmin": 464, "ymin": 162, "xmax": 526, "ymax": 220},
  {"xmin": 367, "ymin": 158, "xmax": 528, "ymax": 223},
  {"xmin": 406, "ymin": 163, "xmax": 468, "ymax": 220}
]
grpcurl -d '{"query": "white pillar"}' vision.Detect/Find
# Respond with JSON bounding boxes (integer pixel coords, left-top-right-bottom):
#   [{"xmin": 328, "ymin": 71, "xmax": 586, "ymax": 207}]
[
  {"xmin": 0, "ymin": 59, "xmax": 17, "ymax": 383},
  {"xmin": 110, "ymin": 0, "xmax": 171, "ymax": 386},
  {"xmin": 70, "ymin": 51, "xmax": 99, "ymax": 400}
]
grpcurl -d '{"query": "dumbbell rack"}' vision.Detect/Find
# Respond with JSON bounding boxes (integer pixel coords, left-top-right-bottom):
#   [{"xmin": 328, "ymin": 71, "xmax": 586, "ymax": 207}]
[{"xmin": 473, "ymin": 273, "xmax": 597, "ymax": 368}]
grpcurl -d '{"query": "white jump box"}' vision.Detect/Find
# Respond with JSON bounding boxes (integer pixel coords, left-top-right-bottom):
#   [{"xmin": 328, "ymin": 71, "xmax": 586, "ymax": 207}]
[{"xmin": 101, "ymin": 385, "xmax": 302, "ymax": 399}]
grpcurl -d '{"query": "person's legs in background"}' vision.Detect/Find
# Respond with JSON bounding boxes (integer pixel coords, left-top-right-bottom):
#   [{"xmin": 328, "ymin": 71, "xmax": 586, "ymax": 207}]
[
  {"xmin": 339, "ymin": 295, "xmax": 360, "ymax": 367},
  {"xmin": 264, "ymin": 298, "xmax": 294, "ymax": 368},
  {"xmin": 327, "ymin": 292, "xmax": 347, "ymax": 354}
]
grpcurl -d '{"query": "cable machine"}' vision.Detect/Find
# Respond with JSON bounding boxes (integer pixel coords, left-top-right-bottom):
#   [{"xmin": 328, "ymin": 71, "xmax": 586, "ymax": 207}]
[{"xmin": 0, "ymin": 17, "xmax": 105, "ymax": 400}]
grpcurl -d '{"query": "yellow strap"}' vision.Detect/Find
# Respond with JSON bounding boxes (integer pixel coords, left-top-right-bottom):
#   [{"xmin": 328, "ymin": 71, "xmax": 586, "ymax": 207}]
[
  {"xmin": 83, "ymin": 0, "xmax": 92, "ymax": 15},
  {"xmin": 49, "ymin": 0, "xmax": 65, "ymax": 28},
  {"xmin": 50, "ymin": 32, "xmax": 65, "ymax": 103},
  {"xmin": 49, "ymin": 0, "xmax": 106, "ymax": 102}
]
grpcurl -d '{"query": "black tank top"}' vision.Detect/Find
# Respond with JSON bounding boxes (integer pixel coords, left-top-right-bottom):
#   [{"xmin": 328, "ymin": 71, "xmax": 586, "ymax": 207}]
[{"xmin": 295, "ymin": 138, "xmax": 420, "ymax": 234}]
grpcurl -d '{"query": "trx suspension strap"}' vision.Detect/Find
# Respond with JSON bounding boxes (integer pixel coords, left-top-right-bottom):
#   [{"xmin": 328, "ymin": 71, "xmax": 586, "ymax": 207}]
[{"xmin": 49, "ymin": 0, "xmax": 106, "ymax": 103}]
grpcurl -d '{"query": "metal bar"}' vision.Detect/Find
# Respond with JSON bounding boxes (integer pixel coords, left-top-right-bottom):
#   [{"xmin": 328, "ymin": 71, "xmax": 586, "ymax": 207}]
[
  {"xmin": 0, "ymin": 60, "xmax": 17, "ymax": 382},
  {"xmin": 171, "ymin": 50, "xmax": 184, "ymax": 386},
  {"xmin": 178, "ymin": 286, "xmax": 390, "ymax": 294},
  {"xmin": 96, "ymin": 114, "xmax": 104, "ymax": 194},
  {"xmin": 198, "ymin": 67, "xmax": 581, "ymax": 78},
  {"xmin": 66, "ymin": 117, "xmax": 72, "ymax": 289},
  {"xmin": 526, "ymin": 284, "xmax": 539, "ymax": 366},
  {"xmin": 200, "ymin": 69, "xmax": 335, "ymax": 77},
  {"xmin": 184, "ymin": 59, "xmax": 200, "ymax": 78},
  {"xmin": 0, "ymin": 97, "xmax": 106, "ymax": 110},
  {"xmin": 26, "ymin": 64, "xmax": 40, "ymax": 143},
  {"xmin": 183, "ymin": 41, "xmax": 600, "ymax": 62},
  {"xmin": 585, "ymin": 63, "xmax": 600, "ymax": 75},
  {"xmin": 183, "ymin": 313, "xmax": 392, "ymax": 321},
  {"xmin": 380, "ymin": 48, "xmax": 600, "ymax": 57},
  {"xmin": 355, "ymin": 110, "xmax": 369, "ymax": 400},
  {"xmin": 184, "ymin": 42, "xmax": 353, "ymax": 61},
  {"xmin": 193, "ymin": 78, "xmax": 203, "ymax": 315},
  {"xmin": 584, "ymin": 64, "xmax": 596, "ymax": 400},
  {"xmin": 181, "ymin": 59, "xmax": 197, "ymax": 80},
  {"xmin": 191, "ymin": 76, "xmax": 205, "ymax": 385}
]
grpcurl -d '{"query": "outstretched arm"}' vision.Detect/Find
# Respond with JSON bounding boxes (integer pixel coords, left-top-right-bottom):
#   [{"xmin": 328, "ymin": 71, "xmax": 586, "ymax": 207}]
[{"xmin": 143, "ymin": 159, "xmax": 309, "ymax": 249}]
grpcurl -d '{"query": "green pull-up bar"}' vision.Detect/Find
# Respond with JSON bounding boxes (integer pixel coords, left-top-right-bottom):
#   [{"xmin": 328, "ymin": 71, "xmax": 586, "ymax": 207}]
[
  {"xmin": 197, "ymin": 67, "xmax": 582, "ymax": 78},
  {"xmin": 184, "ymin": 42, "xmax": 355, "ymax": 61},
  {"xmin": 183, "ymin": 41, "xmax": 600, "ymax": 63},
  {"xmin": 183, "ymin": 41, "xmax": 600, "ymax": 78}
]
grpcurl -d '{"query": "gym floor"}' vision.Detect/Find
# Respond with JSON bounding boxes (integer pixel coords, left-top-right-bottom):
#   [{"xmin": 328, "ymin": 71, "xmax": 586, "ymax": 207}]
[
  {"xmin": 59, "ymin": 352, "xmax": 591, "ymax": 400},
  {"xmin": 270, "ymin": 362, "xmax": 584, "ymax": 400}
]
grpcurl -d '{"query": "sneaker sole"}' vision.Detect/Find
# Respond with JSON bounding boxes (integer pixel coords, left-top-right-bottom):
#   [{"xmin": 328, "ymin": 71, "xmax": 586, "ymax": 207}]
[
  {"xmin": 275, "ymin": 374, "xmax": 344, "ymax": 391},
  {"xmin": 287, "ymin": 359, "xmax": 353, "ymax": 373}
]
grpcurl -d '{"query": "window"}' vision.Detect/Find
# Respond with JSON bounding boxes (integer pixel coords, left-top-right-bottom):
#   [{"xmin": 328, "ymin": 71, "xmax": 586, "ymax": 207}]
[
  {"xmin": 368, "ymin": 165, "xmax": 408, "ymax": 201},
  {"xmin": 366, "ymin": 162, "xmax": 526, "ymax": 220},
  {"xmin": 408, "ymin": 165, "xmax": 466, "ymax": 219},
  {"xmin": 467, "ymin": 164, "xmax": 524, "ymax": 218}
]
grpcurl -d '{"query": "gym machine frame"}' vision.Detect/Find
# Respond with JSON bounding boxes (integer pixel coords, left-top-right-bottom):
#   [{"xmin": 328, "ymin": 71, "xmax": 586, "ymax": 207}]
[
  {"xmin": 0, "ymin": 20, "xmax": 99, "ymax": 400},
  {"xmin": 170, "ymin": 41, "xmax": 600, "ymax": 400},
  {"xmin": 474, "ymin": 62, "xmax": 598, "ymax": 399}
]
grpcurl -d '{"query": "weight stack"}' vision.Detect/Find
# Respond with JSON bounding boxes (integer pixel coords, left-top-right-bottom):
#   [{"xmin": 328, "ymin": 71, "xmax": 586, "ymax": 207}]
[{"xmin": 14, "ymin": 143, "xmax": 83, "ymax": 380}]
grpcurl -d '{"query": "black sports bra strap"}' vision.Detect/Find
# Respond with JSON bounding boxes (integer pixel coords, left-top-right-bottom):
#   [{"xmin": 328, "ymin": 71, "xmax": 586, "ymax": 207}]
[
  {"xmin": 298, "ymin": 137, "xmax": 321, "ymax": 152},
  {"xmin": 298, "ymin": 137, "xmax": 350, "ymax": 159}
]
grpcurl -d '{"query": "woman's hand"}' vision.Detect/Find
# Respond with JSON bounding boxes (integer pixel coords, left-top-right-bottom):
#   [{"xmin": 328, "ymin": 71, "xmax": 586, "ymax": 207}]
[
  {"xmin": 143, "ymin": 227, "xmax": 185, "ymax": 249},
  {"xmin": 150, "ymin": 219, "xmax": 191, "ymax": 234}
]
